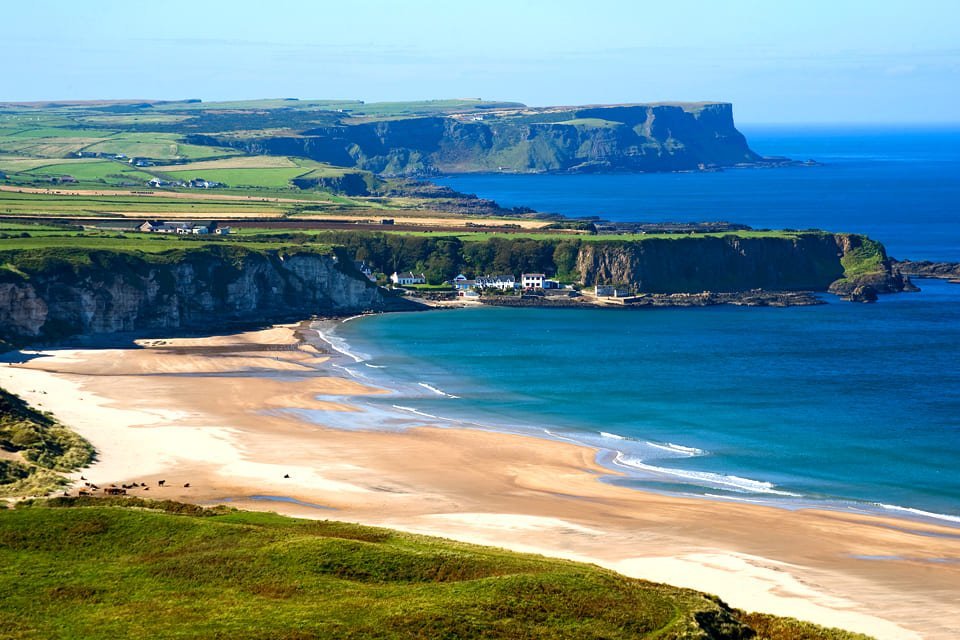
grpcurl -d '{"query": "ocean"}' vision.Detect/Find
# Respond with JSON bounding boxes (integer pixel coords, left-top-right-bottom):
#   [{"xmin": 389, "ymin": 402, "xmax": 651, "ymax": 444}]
[
  {"xmin": 438, "ymin": 125, "xmax": 960, "ymax": 262},
  {"xmin": 326, "ymin": 126, "xmax": 960, "ymax": 524}
]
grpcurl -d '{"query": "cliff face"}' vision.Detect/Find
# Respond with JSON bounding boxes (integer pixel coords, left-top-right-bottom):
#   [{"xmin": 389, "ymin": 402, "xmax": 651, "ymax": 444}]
[
  {"xmin": 189, "ymin": 103, "xmax": 762, "ymax": 176},
  {"xmin": 0, "ymin": 233, "xmax": 910, "ymax": 347},
  {"xmin": 0, "ymin": 247, "xmax": 388, "ymax": 346},
  {"xmin": 573, "ymin": 233, "xmax": 910, "ymax": 294}
]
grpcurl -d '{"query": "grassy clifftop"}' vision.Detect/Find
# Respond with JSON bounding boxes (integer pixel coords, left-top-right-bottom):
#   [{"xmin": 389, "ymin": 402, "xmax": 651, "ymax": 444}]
[
  {"xmin": 0, "ymin": 236, "xmax": 336, "ymax": 275},
  {"xmin": 0, "ymin": 499, "xmax": 874, "ymax": 640}
]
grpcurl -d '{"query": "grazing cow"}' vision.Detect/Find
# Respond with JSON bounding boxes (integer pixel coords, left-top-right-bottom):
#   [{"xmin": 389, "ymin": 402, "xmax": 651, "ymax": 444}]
[
  {"xmin": 78, "ymin": 490, "xmax": 90, "ymax": 496},
  {"xmin": 183, "ymin": 483, "xmax": 191, "ymax": 488},
  {"xmin": 158, "ymin": 480, "xmax": 165, "ymax": 487},
  {"xmin": 283, "ymin": 474, "xmax": 290, "ymax": 479},
  {"xmin": 80, "ymin": 476, "xmax": 87, "ymax": 481},
  {"xmin": 103, "ymin": 487, "xmax": 126, "ymax": 496}
]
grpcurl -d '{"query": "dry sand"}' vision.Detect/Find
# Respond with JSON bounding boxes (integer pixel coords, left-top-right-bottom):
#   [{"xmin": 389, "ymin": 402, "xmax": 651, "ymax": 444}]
[{"xmin": 1, "ymin": 324, "xmax": 958, "ymax": 639}]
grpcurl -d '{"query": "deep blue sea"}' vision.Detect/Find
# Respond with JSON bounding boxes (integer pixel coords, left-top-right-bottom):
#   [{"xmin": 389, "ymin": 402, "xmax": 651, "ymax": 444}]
[
  {"xmin": 438, "ymin": 125, "xmax": 960, "ymax": 262},
  {"xmin": 328, "ymin": 127, "xmax": 960, "ymax": 524}
]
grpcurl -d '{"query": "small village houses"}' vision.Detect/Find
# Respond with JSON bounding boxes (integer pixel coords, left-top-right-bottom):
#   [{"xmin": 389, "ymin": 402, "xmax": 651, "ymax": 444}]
[
  {"xmin": 137, "ymin": 220, "xmax": 230, "ymax": 235},
  {"xmin": 475, "ymin": 275, "xmax": 518, "ymax": 291}
]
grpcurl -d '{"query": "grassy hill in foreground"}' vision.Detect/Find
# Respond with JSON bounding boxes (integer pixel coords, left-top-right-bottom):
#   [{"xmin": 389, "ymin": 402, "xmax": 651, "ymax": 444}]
[{"xmin": 0, "ymin": 498, "xmax": 873, "ymax": 639}]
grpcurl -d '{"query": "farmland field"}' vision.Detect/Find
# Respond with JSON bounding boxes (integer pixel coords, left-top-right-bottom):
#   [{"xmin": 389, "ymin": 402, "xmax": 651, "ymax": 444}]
[
  {"xmin": 0, "ymin": 157, "xmax": 94, "ymax": 172},
  {"xmin": 158, "ymin": 167, "xmax": 310, "ymax": 188},
  {"xmin": 23, "ymin": 160, "xmax": 155, "ymax": 183},
  {"xmin": 156, "ymin": 156, "xmax": 299, "ymax": 171},
  {"xmin": 0, "ymin": 137, "xmax": 111, "ymax": 158},
  {"xmin": 77, "ymin": 114, "xmax": 192, "ymax": 125},
  {"xmin": 82, "ymin": 133, "xmax": 239, "ymax": 160}
]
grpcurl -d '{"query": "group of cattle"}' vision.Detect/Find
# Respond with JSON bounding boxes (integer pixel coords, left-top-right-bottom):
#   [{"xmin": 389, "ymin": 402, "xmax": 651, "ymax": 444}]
[{"xmin": 69, "ymin": 477, "xmax": 191, "ymax": 497}]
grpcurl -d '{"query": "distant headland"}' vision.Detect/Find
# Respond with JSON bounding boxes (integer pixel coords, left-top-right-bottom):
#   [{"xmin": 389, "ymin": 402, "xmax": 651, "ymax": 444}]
[{"xmin": 0, "ymin": 97, "xmax": 805, "ymax": 176}]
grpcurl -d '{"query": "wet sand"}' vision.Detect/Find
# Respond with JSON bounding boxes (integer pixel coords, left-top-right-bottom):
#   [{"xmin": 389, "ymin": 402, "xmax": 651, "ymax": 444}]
[{"xmin": 1, "ymin": 324, "xmax": 958, "ymax": 639}]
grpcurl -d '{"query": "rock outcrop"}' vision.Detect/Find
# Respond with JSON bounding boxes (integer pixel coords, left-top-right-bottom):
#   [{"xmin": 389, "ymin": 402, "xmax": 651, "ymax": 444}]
[
  {"xmin": 188, "ymin": 103, "xmax": 768, "ymax": 176},
  {"xmin": 573, "ymin": 233, "xmax": 910, "ymax": 295},
  {"xmin": 892, "ymin": 260, "xmax": 960, "ymax": 283},
  {"xmin": 0, "ymin": 246, "xmax": 396, "ymax": 346}
]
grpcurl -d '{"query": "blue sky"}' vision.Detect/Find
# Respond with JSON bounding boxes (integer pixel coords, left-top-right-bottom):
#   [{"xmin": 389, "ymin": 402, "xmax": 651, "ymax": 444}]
[{"xmin": 3, "ymin": 0, "xmax": 958, "ymax": 123}]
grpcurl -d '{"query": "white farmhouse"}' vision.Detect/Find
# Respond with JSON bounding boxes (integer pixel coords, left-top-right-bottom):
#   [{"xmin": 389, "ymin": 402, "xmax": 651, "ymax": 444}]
[
  {"xmin": 521, "ymin": 273, "xmax": 545, "ymax": 289},
  {"xmin": 390, "ymin": 271, "xmax": 426, "ymax": 286}
]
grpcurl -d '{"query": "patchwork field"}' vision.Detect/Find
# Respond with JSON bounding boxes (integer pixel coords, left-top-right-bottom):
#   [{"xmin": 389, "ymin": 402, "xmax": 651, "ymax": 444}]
[
  {"xmin": 0, "ymin": 98, "xmax": 553, "ymax": 227},
  {"xmin": 153, "ymin": 157, "xmax": 363, "ymax": 189}
]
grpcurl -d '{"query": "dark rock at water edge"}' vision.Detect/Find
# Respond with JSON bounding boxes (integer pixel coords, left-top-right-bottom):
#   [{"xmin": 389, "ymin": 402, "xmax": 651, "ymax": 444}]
[
  {"xmin": 892, "ymin": 259, "xmax": 960, "ymax": 283},
  {"xmin": 480, "ymin": 290, "xmax": 825, "ymax": 309}
]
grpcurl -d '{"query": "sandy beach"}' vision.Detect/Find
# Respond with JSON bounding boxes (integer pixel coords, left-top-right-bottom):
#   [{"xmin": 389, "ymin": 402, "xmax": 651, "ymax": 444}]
[{"xmin": 2, "ymin": 323, "xmax": 958, "ymax": 639}]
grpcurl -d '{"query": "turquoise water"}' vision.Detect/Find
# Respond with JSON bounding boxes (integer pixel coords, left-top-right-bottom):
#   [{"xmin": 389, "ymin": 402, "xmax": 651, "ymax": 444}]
[{"xmin": 325, "ymin": 127, "xmax": 960, "ymax": 524}]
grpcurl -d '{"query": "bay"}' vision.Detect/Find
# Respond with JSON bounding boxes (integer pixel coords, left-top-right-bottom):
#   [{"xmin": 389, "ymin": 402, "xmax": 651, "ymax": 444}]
[{"xmin": 330, "ymin": 127, "xmax": 960, "ymax": 522}]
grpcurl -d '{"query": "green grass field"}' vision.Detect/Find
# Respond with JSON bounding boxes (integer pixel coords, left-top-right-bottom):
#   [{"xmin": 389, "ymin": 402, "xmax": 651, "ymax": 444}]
[
  {"xmin": 0, "ymin": 137, "xmax": 109, "ymax": 158},
  {"xmin": 82, "ymin": 133, "xmax": 240, "ymax": 160},
  {"xmin": 81, "ymin": 133, "xmax": 178, "ymax": 159},
  {"xmin": 0, "ymin": 157, "xmax": 97, "ymax": 172},
  {"xmin": 0, "ymin": 127, "xmax": 109, "ymax": 140},
  {"xmin": 152, "ymin": 157, "xmax": 355, "ymax": 189},
  {"xmin": 157, "ymin": 167, "xmax": 309, "ymax": 189},
  {"xmin": 23, "ymin": 160, "xmax": 155, "ymax": 184},
  {"xmin": 0, "ymin": 179, "xmax": 397, "ymax": 217},
  {"xmin": 0, "ymin": 117, "xmax": 236, "ymax": 166},
  {"xmin": 0, "ymin": 234, "xmax": 334, "ymax": 256},
  {"xmin": 0, "ymin": 499, "xmax": 874, "ymax": 640},
  {"xmin": 77, "ymin": 114, "xmax": 192, "ymax": 126},
  {"xmin": 0, "ymin": 190, "xmax": 297, "ymax": 217}
]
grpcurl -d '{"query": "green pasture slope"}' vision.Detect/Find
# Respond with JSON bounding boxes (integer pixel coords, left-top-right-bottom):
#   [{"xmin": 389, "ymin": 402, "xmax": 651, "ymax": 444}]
[
  {"xmin": 0, "ymin": 499, "xmax": 873, "ymax": 640},
  {"xmin": 164, "ymin": 167, "xmax": 309, "ymax": 188}
]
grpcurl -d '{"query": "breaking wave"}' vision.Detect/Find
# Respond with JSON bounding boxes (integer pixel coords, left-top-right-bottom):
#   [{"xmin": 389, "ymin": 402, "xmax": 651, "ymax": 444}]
[
  {"xmin": 417, "ymin": 382, "xmax": 460, "ymax": 398},
  {"xmin": 612, "ymin": 452, "xmax": 801, "ymax": 496}
]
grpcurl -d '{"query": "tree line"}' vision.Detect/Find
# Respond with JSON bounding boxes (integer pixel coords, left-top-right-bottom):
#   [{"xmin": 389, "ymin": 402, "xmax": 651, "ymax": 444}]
[{"xmin": 288, "ymin": 232, "xmax": 584, "ymax": 284}]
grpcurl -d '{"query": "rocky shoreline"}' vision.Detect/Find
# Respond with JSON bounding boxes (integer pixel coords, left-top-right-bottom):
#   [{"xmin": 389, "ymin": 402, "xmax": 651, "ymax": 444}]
[
  {"xmin": 892, "ymin": 260, "xmax": 960, "ymax": 283},
  {"xmin": 475, "ymin": 290, "xmax": 825, "ymax": 309}
]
